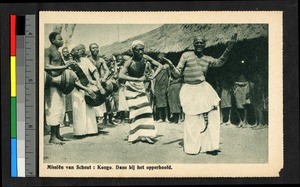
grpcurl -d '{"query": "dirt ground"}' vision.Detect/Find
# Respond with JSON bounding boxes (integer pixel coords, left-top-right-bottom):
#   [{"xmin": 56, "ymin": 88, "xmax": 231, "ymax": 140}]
[{"xmin": 43, "ymin": 121, "xmax": 268, "ymax": 164}]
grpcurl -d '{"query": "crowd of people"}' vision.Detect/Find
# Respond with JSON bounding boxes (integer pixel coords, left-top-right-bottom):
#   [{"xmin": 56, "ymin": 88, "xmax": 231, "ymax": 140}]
[
  {"xmin": 217, "ymin": 74, "xmax": 268, "ymax": 130},
  {"xmin": 44, "ymin": 31, "xmax": 267, "ymax": 156}
]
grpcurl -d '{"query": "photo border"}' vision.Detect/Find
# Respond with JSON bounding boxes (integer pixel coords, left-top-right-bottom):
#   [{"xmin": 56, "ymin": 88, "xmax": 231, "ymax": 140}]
[
  {"xmin": 39, "ymin": 11, "xmax": 283, "ymax": 178},
  {"xmin": 0, "ymin": 1, "xmax": 298, "ymax": 185}
]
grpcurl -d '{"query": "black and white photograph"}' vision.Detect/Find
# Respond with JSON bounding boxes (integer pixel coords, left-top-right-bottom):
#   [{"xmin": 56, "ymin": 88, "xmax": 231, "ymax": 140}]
[{"xmin": 39, "ymin": 11, "xmax": 283, "ymax": 177}]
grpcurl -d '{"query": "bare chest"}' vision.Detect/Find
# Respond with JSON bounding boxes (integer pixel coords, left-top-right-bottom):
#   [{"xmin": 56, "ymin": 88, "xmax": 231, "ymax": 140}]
[{"xmin": 50, "ymin": 50, "xmax": 64, "ymax": 65}]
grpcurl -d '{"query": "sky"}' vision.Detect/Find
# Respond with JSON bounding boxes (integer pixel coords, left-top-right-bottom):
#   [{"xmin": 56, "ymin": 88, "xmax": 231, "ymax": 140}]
[{"xmin": 44, "ymin": 24, "xmax": 162, "ymax": 49}]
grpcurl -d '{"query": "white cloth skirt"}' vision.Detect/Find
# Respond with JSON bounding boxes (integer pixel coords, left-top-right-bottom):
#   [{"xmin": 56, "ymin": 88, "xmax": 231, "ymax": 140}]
[
  {"xmin": 118, "ymin": 85, "xmax": 129, "ymax": 111},
  {"xmin": 45, "ymin": 87, "xmax": 65, "ymax": 126},
  {"xmin": 184, "ymin": 108, "xmax": 220, "ymax": 154},
  {"xmin": 72, "ymin": 89, "xmax": 98, "ymax": 135},
  {"xmin": 180, "ymin": 82, "xmax": 221, "ymax": 154},
  {"xmin": 180, "ymin": 82, "xmax": 220, "ymax": 115}
]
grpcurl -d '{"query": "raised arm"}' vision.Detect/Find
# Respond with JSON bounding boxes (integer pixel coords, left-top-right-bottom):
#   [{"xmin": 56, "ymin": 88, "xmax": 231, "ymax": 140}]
[
  {"xmin": 163, "ymin": 55, "xmax": 184, "ymax": 78},
  {"xmin": 143, "ymin": 55, "xmax": 163, "ymax": 79},
  {"xmin": 210, "ymin": 33, "xmax": 237, "ymax": 67}
]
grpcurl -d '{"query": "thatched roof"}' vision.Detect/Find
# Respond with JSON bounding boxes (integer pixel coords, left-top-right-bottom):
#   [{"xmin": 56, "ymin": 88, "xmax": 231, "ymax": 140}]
[{"xmin": 101, "ymin": 24, "xmax": 268, "ymax": 55}]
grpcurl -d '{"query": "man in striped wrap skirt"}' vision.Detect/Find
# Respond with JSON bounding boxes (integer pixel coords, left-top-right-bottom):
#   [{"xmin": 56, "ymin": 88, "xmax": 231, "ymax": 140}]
[
  {"xmin": 164, "ymin": 34, "xmax": 237, "ymax": 155},
  {"xmin": 119, "ymin": 40, "xmax": 163, "ymax": 144}
]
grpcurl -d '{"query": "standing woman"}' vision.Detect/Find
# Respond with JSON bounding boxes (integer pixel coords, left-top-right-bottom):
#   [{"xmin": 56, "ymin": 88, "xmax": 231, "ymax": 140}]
[
  {"xmin": 119, "ymin": 40, "xmax": 163, "ymax": 144},
  {"xmin": 164, "ymin": 34, "xmax": 237, "ymax": 155}
]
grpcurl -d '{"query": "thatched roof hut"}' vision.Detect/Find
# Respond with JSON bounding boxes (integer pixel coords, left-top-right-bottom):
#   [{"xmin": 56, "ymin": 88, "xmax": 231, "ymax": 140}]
[
  {"xmin": 100, "ymin": 24, "xmax": 268, "ymax": 124},
  {"xmin": 101, "ymin": 24, "xmax": 268, "ymax": 96},
  {"xmin": 101, "ymin": 24, "xmax": 268, "ymax": 55}
]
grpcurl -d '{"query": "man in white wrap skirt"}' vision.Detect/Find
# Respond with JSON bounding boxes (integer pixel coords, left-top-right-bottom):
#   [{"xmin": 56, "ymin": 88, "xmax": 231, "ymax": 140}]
[{"xmin": 164, "ymin": 34, "xmax": 237, "ymax": 155}]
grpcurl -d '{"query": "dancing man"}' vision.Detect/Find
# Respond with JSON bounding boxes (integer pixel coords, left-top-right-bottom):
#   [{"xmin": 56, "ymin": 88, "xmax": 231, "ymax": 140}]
[
  {"xmin": 164, "ymin": 34, "xmax": 237, "ymax": 155},
  {"xmin": 119, "ymin": 40, "xmax": 163, "ymax": 144}
]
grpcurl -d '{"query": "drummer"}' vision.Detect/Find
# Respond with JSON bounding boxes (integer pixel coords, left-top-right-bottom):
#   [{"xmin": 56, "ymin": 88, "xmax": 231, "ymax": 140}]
[
  {"xmin": 87, "ymin": 43, "xmax": 110, "ymax": 125},
  {"xmin": 69, "ymin": 44, "xmax": 103, "ymax": 138},
  {"xmin": 44, "ymin": 32, "xmax": 71, "ymax": 145}
]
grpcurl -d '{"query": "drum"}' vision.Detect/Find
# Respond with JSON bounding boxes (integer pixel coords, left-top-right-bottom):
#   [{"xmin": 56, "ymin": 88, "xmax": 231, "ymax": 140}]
[
  {"xmin": 44, "ymin": 69, "xmax": 76, "ymax": 95},
  {"xmin": 84, "ymin": 80, "xmax": 119, "ymax": 107},
  {"xmin": 68, "ymin": 63, "xmax": 120, "ymax": 106},
  {"xmin": 101, "ymin": 79, "xmax": 119, "ymax": 95},
  {"xmin": 59, "ymin": 69, "xmax": 77, "ymax": 94},
  {"xmin": 84, "ymin": 84, "xmax": 106, "ymax": 107},
  {"xmin": 45, "ymin": 69, "xmax": 65, "ymax": 77}
]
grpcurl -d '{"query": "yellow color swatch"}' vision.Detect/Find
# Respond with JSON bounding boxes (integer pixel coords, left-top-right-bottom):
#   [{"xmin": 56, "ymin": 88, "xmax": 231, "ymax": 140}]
[{"xmin": 11, "ymin": 56, "xmax": 16, "ymax": 97}]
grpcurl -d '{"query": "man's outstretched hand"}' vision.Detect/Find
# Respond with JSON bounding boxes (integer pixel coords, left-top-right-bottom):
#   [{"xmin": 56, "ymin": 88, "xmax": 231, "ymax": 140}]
[{"xmin": 228, "ymin": 33, "xmax": 238, "ymax": 50}]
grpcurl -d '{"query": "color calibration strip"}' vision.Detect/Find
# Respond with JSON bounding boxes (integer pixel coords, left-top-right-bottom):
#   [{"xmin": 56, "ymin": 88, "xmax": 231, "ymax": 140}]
[
  {"xmin": 10, "ymin": 14, "xmax": 17, "ymax": 177},
  {"xmin": 10, "ymin": 14, "xmax": 36, "ymax": 177}
]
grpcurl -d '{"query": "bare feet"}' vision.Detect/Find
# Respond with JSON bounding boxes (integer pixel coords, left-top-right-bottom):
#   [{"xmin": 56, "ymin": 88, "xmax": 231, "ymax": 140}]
[
  {"xmin": 226, "ymin": 122, "xmax": 233, "ymax": 126},
  {"xmin": 157, "ymin": 119, "xmax": 163, "ymax": 123},
  {"xmin": 49, "ymin": 137, "xmax": 65, "ymax": 145},
  {"xmin": 206, "ymin": 150, "xmax": 219, "ymax": 156},
  {"xmin": 57, "ymin": 135, "xmax": 71, "ymax": 141},
  {"xmin": 141, "ymin": 137, "xmax": 155, "ymax": 144},
  {"xmin": 252, "ymin": 124, "xmax": 264, "ymax": 130},
  {"xmin": 242, "ymin": 123, "xmax": 250, "ymax": 128},
  {"xmin": 237, "ymin": 122, "xmax": 244, "ymax": 128}
]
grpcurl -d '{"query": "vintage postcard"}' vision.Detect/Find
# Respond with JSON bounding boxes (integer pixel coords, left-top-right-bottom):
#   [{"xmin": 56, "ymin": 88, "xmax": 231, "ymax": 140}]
[{"xmin": 39, "ymin": 11, "xmax": 283, "ymax": 178}]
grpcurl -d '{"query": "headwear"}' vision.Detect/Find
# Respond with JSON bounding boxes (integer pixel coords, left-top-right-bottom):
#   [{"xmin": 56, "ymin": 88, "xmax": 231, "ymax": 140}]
[{"xmin": 131, "ymin": 40, "xmax": 145, "ymax": 49}]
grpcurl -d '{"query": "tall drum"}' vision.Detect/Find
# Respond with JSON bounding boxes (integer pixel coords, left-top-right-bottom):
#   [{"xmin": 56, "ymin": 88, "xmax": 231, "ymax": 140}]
[{"xmin": 44, "ymin": 69, "xmax": 76, "ymax": 95}]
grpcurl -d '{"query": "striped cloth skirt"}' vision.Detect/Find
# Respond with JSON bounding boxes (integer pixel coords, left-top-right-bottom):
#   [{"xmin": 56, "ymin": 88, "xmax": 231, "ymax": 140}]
[{"xmin": 125, "ymin": 81, "xmax": 157, "ymax": 142}]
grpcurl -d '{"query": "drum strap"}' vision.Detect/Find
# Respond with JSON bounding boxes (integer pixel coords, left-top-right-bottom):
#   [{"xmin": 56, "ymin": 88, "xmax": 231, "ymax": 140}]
[{"xmin": 69, "ymin": 63, "xmax": 89, "ymax": 86}]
